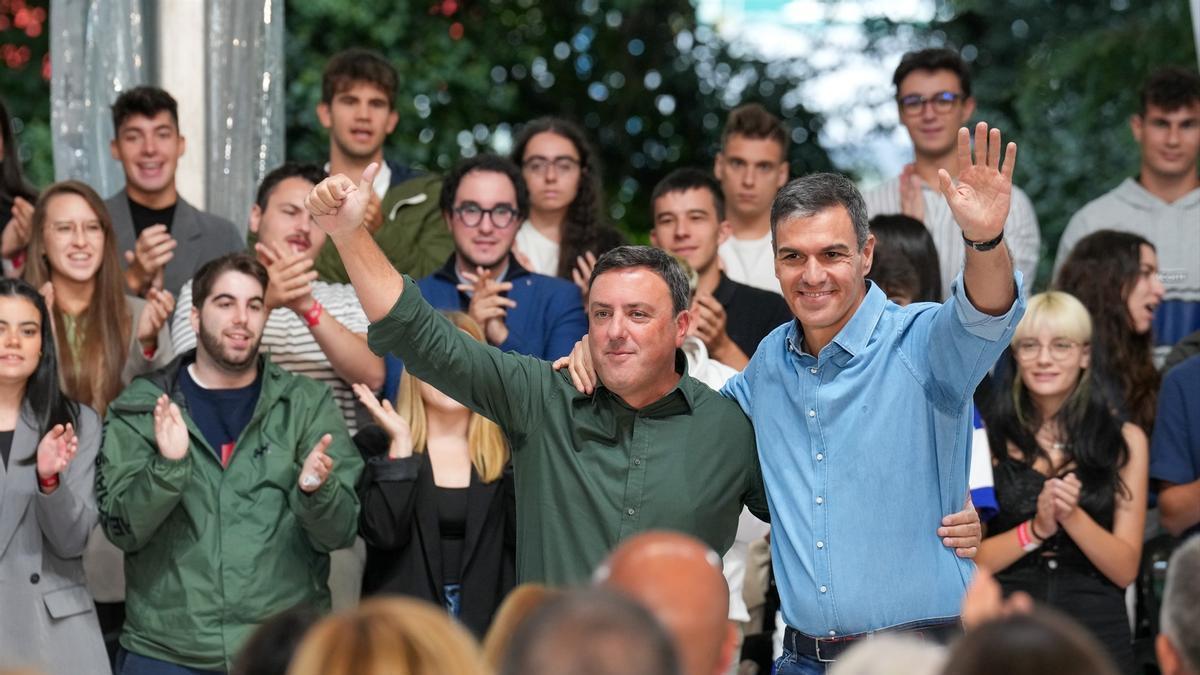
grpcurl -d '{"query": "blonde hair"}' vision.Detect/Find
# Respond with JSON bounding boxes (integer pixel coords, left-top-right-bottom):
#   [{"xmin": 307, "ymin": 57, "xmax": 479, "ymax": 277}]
[
  {"xmin": 481, "ymin": 583, "xmax": 562, "ymax": 669},
  {"xmin": 395, "ymin": 312, "xmax": 509, "ymax": 483},
  {"xmin": 288, "ymin": 598, "xmax": 490, "ymax": 675},
  {"xmin": 1012, "ymin": 291, "xmax": 1092, "ymax": 347}
]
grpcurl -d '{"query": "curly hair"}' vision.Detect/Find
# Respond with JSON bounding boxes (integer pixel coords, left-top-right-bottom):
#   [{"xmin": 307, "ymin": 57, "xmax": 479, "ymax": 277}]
[
  {"xmin": 1054, "ymin": 230, "xmax": 1160, "ymax": 433},
  {"xmin": 512, "ymin": 117, "xmax": 623, "ymax": 279}
]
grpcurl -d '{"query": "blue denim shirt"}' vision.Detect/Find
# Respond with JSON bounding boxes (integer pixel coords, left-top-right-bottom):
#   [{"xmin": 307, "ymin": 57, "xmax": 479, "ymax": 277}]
[{"xmin": 721, "ymin": 272, "xmax": 1025, "ymax": 636}]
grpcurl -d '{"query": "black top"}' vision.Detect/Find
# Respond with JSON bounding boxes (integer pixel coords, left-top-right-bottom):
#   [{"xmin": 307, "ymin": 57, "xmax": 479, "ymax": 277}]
[
  {"xmin": 0, "ymin": 428, "xmax": 13, "ymax": 469},
  {"xmin": 990, "ymin": 455, "xmax": 1117, "ymax": 576},
  {"xmin": 713, "ymin": 273, "xmax": 794, "ymax": 359},
  {"xmin": 178, "ymin": 366, "xmax": 262, "ymax": 466},
  {"xmin": 437, "ymin": 485, "xmax": 469, "ymax": 585},
  {"xmin": 128, "ymin": 196, "xmax": 177, "ymax": 238}
]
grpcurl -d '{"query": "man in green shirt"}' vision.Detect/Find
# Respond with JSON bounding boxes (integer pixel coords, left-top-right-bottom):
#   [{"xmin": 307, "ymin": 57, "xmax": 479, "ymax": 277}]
[{"xmin": 305, "ymin": 164, "xmax": 979, "ymax": 585}]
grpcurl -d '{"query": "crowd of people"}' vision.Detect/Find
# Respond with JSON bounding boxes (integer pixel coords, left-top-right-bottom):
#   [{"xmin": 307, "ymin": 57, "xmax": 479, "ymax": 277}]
[{"xmin": 0, "ymin": 44, "xmax": 1197, "ymax": 675}]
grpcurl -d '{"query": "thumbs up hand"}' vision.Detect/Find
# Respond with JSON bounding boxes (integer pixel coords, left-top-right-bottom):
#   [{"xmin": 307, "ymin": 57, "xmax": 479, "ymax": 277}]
[
  {"xmin": 298, "ymin": 433, "xmax": 335, "ymax": 493},
  {"xmin": 305, "ymin": 163, "xmax": 380, "ymax": 237}
]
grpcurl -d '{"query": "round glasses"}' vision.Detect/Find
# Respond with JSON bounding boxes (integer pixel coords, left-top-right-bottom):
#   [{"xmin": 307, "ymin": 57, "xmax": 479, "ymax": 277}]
[
  {"xmin": 453, "ymin": 202, "xmax": 518, "ymax": 229},
  {"xmin": 1014, "ymin": 338, "xmax": 1084, "ymax": 362}
]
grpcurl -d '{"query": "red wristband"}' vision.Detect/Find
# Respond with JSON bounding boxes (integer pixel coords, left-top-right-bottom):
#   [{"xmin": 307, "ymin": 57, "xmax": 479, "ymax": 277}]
[
  {"xmin": 143, "ymin": 345, "xmax": 157, "ymax": 359},
  {"xmin": 38, "ymin": 473, "xmax": 60, "ymax": 489},
  {"xmin": 10, "ymin": 250, "xmax": 26, "ymax": 268},
  {"xmin": 303, "ymin": 300, "xmax": 323, "ymax": 327}
]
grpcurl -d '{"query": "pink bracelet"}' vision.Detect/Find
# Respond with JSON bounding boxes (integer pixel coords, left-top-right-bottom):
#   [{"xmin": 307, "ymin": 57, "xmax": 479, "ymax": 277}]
[{"xmin": 1016, "ymin": 520, "xmax": 1041, "ymax": 552}]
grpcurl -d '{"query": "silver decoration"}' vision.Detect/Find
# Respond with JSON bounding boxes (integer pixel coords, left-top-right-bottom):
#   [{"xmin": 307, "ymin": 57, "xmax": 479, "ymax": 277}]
[
  {"xmin": 50, "ymin": 0, "xmax": 147, "ymax": 196},
  {"xmin": 206, "ymin": 0, "xmax": 285, "ymax": 233}
]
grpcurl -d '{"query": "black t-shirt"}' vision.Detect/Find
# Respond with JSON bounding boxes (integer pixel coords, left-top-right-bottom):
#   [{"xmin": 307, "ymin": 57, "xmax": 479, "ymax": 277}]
[
  {"xmin": 178, "ymin": 365, "xmax": 262, "ymax": 467},
  {"xmin": 128, "ymin": 197, "xmax": 177, "ymax": 238},
  {"xmin": 0, "ymin": 428, "xmax": 13, "ymax": 469},
  {"xmin": 714, "ymin": 274, "xmax": 795, "ymax": 358}
]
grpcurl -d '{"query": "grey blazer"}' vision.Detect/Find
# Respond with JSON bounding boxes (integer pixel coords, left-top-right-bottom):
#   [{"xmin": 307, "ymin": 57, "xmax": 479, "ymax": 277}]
[
  {"xmin": 0, "ymin": 403, "xmax": 110, "ymax": 675},
  {"xmin": 107, "ymin": 190, "xmax": 245, "ymax": 297}
]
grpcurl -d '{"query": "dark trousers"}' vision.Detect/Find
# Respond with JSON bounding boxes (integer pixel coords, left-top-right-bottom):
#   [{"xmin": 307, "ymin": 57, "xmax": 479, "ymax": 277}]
[{"xmin": 115, "ymin": 649, "xmax": 225, "ymax": 675}]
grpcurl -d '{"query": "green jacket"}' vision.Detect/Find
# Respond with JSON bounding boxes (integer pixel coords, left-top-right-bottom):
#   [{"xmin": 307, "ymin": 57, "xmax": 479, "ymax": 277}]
[
  {"xmin": 96, "ymin": 352, "xmax": 362, "ymax": 670},
  {"xmin": 314, "ymin": 173, "xmax": 453, "ymax": 283}
]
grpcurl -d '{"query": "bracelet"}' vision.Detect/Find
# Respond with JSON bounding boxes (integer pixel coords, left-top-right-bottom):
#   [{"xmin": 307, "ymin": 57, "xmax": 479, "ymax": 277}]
[
  {"xmin": 38, "ymin": 473, "xmax": 60, "ymax": 490},
  {"xmin": 303, "ymin": 300, "xmax": 324, "ymax": 327},
  {"xmin": 962, "ymin": 230, "xmax": 1005, "ymax": 252},
  {"xmin": 1016, "ymin": 520, "xmax": 1041, "ymax": 552},
  {"xmin": 143, "ymin": 345, "xmax": 157, "ymax": 359}
]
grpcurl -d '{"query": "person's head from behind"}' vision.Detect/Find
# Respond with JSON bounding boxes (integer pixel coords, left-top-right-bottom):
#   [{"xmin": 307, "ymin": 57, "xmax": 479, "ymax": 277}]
[
  {"xmin": 942, "ymin": 609, "xmax": 1119, "ymax": 675},
  {"xmin": 231, "ymin": 605, "xmax": 321, "ymax": 675},
  {"xmin": 1056, "ymin": 229, "xmax": 1163, "ymax": 337},
  {"xmin": 771, "ymin": 173, "xmax": 874, "ymax": 350},
  {"xmin": 287, "ymin": 597, "xmax": 488, "ymax": 675},
  {"xmin": 109, "ymin": 86, "xmax": 184, "ymax": 203},
  {"xmin": 714, "ymin": 103, "xmax": 789, "ymax": 223},
  {"xmin": 501, "ymin": 588, "xmax": 680, "ymax": 675},
  {"xmin": 892, "ymin": 48, "xmax": 975, "ymax": 160},
  {"xmin": 1159, "ymin": 537, "xmax": 1200, "ymax": 675},
  {"xmin": 827, "ymin": 635, "xmax": 946, "ymax": 675},
  {"xmin": 251, "ymin": 163, "xmax": 329, "ymax": 261},
  {"xmin": 439, "ymin": 154, "xmax": 529, "ymax": 273},
  {"xmin": 866, "ymin": 244, "xmax": 920, "ymax": 306},
  {"xmin": 190, "ymin": 253, "xmax": 269, "ymax": 376},
  {"xmin": 649, "ymin": 168, "xmax": 729, "ymax": 278},
  {"xmin": 317, "ymin": 49, "xmax": 399, "ymax": 162},
  {"xmin": 396, "ymin": 311, "xmax": 509, "ymax": 483},
  {"xmin": 868, "ymin": 214, "xmax": 941, "ymax": 302},
  {"xmin": 1133, "ymin": 66, "xmax": 1200, "ymax": 182},
  {"xmin": 586, "ymin": 246, "xmax": 690, "ymax": 408},
  {"xmin": 482, "ymin": 583, "xmax": 563, "ymax": 669},
  {"xmin": 594, "ymin": 530, "xmax": 733, "ymax": 675}
]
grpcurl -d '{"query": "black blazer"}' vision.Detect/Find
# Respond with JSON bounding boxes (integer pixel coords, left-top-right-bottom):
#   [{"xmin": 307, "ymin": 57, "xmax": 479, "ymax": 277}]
[{"xmin": 355, "ymin": 426, "xmax": 515, "ymax": 637}]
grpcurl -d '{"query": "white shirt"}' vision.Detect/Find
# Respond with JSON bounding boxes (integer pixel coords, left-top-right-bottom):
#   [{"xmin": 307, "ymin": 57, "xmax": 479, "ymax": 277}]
[
  {"xmin": 718, "ymin": 231, "xmax": 781, "ymax": 295},
  {"xmin": 171, "ymin": 280, "xmax": 371, "ymax": 433},
  {"xmin": 514, "ymin": 220, "xmax": 561, "ymax": 276}
]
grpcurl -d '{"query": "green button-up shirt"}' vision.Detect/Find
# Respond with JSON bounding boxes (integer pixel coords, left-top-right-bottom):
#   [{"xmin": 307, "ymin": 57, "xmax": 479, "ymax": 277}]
[{"xmin": 367, "ymin": 278, "xmax": 769, "ymax": 585}]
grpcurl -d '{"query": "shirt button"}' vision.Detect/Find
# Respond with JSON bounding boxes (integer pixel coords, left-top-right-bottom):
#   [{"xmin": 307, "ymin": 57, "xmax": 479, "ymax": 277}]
[
  {"xmin": 829, "ymin": 630, "xmax": 837, "ymax": 636},
  {"xmin": 808, "ymin": 409, "xmax": 816, "ymax": 417},
  {"xmin": 816, "ymin": 453, "xmax": 824, "ymax": 461},
  {"xmin": 29, "ymin": 573, "xmax": 40, "ymax": 584},
  {"xmin": 627, "ymin": 508, "xmax": 636, "ymax": 516},
  {"xmin": 1047, "ymin": 559, "xmax": 1058, "ymax": 570},
  {"xmin": 820, "ymin": 585, "xmax": 828, "ymax": 593},
  {"xmin": 816, "ymin": 541, "xmax": 824, "ymax": 549},
  {"xmin": 633, "ymin": 458, "xmax": 642, "ymax": 466},
  {"xmin": 816, "ymin": 496, "xmax": 824, "ymax": 505},
  {"xmin": 809, "ymin": 367, "xmax": 818, "ymax": 374}
]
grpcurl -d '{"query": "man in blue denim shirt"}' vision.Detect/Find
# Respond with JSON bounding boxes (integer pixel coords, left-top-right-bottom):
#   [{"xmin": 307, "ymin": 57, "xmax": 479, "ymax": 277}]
[{"xmin": 721, "ymin": 123, "xmax": 1026, "ymax": 673}]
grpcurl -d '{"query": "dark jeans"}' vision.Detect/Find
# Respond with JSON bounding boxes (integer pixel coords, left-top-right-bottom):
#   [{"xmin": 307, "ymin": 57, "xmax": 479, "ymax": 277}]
[
  {"xmin": 115, "ymin": 649, "xmax": 225, "ymax": 675},
  {"xmin": 775, "ymin": 617, "xmax": 962, "ymax": 675},
  {"xmin": 774, "ymin": 650, "xmax": 826, "ymax": 675}
]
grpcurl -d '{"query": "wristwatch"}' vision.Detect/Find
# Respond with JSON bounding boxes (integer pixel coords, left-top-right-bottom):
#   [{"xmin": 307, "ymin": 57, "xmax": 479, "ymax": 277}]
[{"xmin": 962, "ymin": 230, "xmax": 1005, "ymax": 252}]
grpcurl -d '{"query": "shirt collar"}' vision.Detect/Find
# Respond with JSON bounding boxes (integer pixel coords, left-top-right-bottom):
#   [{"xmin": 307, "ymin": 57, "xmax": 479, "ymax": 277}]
[{"xmin": 785, "ymin": 280, "xmax": 886, "ymax": 358}]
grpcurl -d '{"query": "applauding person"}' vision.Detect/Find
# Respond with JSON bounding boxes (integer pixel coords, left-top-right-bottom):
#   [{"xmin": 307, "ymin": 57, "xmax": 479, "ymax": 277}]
[
  {"xmin": 356, "ymin": 311, "xmax": 514, "ymax": 637},
  {"xmin": 0, "ymin": 279, "xmax": 108, "ymax": 675},
  {"xmin": 98, "ymin": 253, "xmax": 362, "ymax": 673},
  {"xmin": 976, "ymin": 291, "xmax": 1147, "ymax": 673}
]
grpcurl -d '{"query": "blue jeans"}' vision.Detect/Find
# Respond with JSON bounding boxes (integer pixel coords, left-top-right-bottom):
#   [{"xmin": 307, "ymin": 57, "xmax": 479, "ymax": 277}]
[
  {"xmin": 443, "ymin": 583, "xmax": 463, "ymax": 618},
  {"xmin": 115, "ymin": 649, "xmax": 225, "ymax": 675},
  {"xmin": 774, "ymin": 649, "xmax": 826, "ymax": 675}
]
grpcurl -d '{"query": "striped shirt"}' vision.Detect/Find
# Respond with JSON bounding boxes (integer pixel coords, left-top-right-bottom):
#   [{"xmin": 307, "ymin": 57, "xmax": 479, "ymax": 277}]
[
  {"xmin": 172, "ymin": 280, "xmax": 370, "ymax": 433},
  {"xmin": 861, "ymin": 176, "xmax": 1040, "ymax": 299}
]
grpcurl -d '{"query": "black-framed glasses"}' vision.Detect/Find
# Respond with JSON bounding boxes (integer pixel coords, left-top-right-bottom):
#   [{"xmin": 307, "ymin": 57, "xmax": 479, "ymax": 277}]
[
  {"xmin": 1014, "ymin": 338, "xmax": 1084, "ymax": 362},
  {"xmin": 523, "ymin": 156, "xmax": 581, "ymax": 175},
  {"xmin": 453, "ymin": 202, "xmax": 519, "ymax": 229},
  {"xmin": 897, "ymin": 91, "xmax": 963, "ymax": 115}
]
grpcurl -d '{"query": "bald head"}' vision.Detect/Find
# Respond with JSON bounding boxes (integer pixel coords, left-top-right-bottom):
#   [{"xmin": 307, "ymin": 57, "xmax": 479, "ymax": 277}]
[{"xmin": 596, "ymin": 531, "xmax": 733, "ymax": 675}]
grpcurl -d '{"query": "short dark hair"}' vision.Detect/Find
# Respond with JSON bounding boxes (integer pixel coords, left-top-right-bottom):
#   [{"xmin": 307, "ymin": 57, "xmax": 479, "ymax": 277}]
[
  {"xmin": 501, "ymin": 589, "xmax": 680, "ymax": 675},
  {"xmin": 588, "ymin": 245, "xmax": 690, "ymax": 316},
  {"xmin": 321, "ymin": 48, "xmax": 397, "ymax": 107},
  {"xmin": 1138, "ymin": 65, "xmax": 1200, "ymax": 115},
  {"xmin": 893, "ymin": 48, "xmax": 972, "ymax": 97},
  {"xmin": 942, "ymin": 609, "xmax": 1120, "ymax": 675},
  {"xmin": 771, "ymin": 173, "xmax": 869, "ymax": 251},
  {"xmin": 438, "ymin": 154, "xmax": 530, "ymax": 221},
  {"xmin": 651, "ymin": 168, "xmax": 725, "ymax": 222},
  {"xmin": 721, "ymin": 103, "xmax": 789, "ymax": 156},
  {"xmin": 231, "ymin": 606, "xmax": 321, "ymax": 675},
  {"xmin": 256, "ymin": 163, "xmax": 328, "ymax": 212},
  {"xmin": 111, "ymin": 86, "xmax": 179, "ymax": 134},
  {"xmin": 192, "ymin": 253, "xmax": 269, "ymax": 308},
  {"xmin": 869, "ymin": 214, "xmax": 943, "ymax": 302}
]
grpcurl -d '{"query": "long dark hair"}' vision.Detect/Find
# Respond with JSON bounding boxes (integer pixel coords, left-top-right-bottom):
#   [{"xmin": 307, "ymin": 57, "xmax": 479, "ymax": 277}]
[
  {"xmin": 1054, "ymin": 230, "xmax": 1159, "ymax": 433},
  {"xmin": 0, "ymin": 97, "xmax": 38, "ymax": 210},
  {"xmin": 0, "ymin": 278, "xmax": 80, "ymax": 460},
  {"xmin": 976, "ymin": 292, "xmax": 1129, "ymax": 499},
  {"xmin": 512, "ymin": 117, "xmax": 622, "ymax": 279},
  {"xmin": 868, "ymin": 214, "xmax": 942, "ymax": 302}
]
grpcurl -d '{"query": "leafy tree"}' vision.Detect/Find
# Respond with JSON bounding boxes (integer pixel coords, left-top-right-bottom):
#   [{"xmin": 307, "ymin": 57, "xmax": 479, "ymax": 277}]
[{"xmin": 0, "ymin": 0, "xmax": 51, "ymax": 187}]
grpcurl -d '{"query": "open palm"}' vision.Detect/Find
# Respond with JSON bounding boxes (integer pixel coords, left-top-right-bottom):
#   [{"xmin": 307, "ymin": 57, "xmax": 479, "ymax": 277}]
[{"xmin": 937, "ymin": 122, "xmax": 1017, "ymax": 242}]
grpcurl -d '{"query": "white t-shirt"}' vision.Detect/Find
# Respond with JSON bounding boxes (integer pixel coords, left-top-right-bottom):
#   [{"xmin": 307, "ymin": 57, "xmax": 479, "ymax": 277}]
[
  {"xmin": 514, "ymin": 220, "xmax": 561, "ymax": 276},
  {"xmin": 718, "ymin": 232, "xmax": 781, "ymax": 295},
  {"xmin": 171, "ymin": 280, "xmax": 371, "ymax": 433}
]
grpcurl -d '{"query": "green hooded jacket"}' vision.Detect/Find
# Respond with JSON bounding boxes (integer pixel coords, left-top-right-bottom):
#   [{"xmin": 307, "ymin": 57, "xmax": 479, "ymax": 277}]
[{"xmin": 96, "ymin": 352, "xmax": 362, "ymax": 670}]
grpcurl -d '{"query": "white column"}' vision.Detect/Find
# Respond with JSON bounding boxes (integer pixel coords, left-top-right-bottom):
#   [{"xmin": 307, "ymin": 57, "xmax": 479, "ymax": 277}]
[{"xmin": 156, "ymin": 0, "xmax": 206, "ymax": 207}]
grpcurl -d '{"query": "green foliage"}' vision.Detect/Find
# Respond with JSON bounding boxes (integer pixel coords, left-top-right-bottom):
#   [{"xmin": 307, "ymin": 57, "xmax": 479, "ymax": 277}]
[
  {"xmin": 284, "ymin": 0, "xmax": 835, "ymax": 236},
  {"xmin": 0, "ymin": 0, "xmax": 51, "ymax": 187}
]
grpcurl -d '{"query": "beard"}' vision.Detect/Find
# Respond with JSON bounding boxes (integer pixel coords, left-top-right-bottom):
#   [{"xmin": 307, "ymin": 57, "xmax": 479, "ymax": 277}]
[{"xmin": 197, "ymin": 322, "xmax": 263, "ymax": 374}]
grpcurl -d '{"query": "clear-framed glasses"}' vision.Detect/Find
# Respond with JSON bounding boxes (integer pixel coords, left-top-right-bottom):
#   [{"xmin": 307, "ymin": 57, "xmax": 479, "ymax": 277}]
[
  {"xmin": 896, "ymin": 91, "xmax": 964, "ymax": 116},
  {"xmin": 1014, "ymin": 338, "xmax": 1083, "ymax": 362},
  {"xmin": 453, "ymin": 202, "xmax": 518, "ymax": 229},
  {"xmin": 522, "ymin": 156, "xmax": 581, "ymax": 176}
]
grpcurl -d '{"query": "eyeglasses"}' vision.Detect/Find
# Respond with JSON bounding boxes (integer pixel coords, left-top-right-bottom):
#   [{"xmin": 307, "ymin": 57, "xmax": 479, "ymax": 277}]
[
  {"xmin": 1014, "ymin": 338, "xmax": 1084, "ymax": 362},
  {"xmin": 453, "ymin": 202, "xmax": 518, "ymax": 229},
  {"xmin": 896, "ymin": 91, "xmax": 964, "ymax": 116},
  {"xmin": 523, "ymin": 156, "xmax": 581, "ymax": 176}
]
